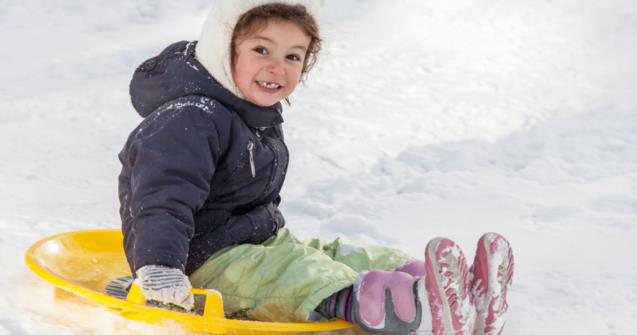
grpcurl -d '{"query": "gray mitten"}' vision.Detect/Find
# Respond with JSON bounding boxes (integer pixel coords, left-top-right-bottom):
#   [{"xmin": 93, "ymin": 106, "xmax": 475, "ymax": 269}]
[{"xmin": 135, "ymin": 265, "xmax": 195, "ymax": 312}]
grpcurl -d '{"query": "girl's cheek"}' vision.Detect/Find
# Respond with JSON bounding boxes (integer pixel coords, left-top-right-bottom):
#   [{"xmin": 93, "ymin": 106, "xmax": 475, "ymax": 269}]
[{"xmin": 289, "ymin": 66, "xmax": 303, "ymax": 80}]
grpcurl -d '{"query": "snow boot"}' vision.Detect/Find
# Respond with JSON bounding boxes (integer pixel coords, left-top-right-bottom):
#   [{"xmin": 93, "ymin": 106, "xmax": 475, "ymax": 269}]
[
  {"xmin": 421, "ymin": 237, "xmax": 476, "ymax": 335},
  {"xmin": 350, "ymin": 238, "xmax": 475, "ymax": 335},
  {"xmin": 350, "ymin": 269, "xmax": 422, "ymax": 334},
  {"xmin": 396, "ymin": 259, "xmax": 425, "ymax": 278},
  {"xmin": 469, "ymin": 233, "xmax": 514, "ymax": 335}
]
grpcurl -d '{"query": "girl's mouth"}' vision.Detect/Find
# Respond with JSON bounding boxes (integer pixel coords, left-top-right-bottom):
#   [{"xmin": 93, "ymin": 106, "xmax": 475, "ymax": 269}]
[{"xmin": 256, "ymin": 81, "xmax": 283, "ymax": 90}]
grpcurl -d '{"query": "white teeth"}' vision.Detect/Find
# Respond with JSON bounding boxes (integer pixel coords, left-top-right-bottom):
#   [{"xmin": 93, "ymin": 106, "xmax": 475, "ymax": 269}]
[{"xmin": 258, "ymin": 81, "xmax": 281, "ymax": 89}]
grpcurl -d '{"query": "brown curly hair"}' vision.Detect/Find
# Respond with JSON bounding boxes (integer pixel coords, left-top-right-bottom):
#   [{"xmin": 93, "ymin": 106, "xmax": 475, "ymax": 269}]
[{"xmin": 230, "ymin": 3, "xmax": 322, "ymax": 82}]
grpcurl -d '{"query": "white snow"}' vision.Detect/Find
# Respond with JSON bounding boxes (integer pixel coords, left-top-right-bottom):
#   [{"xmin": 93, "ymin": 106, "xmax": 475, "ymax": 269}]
[{"xmin": 1, "ymin": 0, "xmax": 636, "ymax": 334}]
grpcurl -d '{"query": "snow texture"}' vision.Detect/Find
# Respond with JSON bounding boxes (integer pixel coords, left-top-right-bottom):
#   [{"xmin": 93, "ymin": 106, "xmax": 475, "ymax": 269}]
[{"xmin": 1, "ymin": 0, "xmax": 636, "ymax": 334}]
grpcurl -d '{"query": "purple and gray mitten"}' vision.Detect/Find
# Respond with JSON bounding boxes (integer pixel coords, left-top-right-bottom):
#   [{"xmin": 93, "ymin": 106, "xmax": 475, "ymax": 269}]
[{"xmin": 351, "ymin": 270, "xmax": 423, "ymax": 334}]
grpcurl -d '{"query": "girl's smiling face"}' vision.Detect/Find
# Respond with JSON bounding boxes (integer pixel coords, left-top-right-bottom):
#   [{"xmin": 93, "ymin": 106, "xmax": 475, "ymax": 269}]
[{"xmin": 232, "ymin": 19, "xmax": 311, "ymax": 107}]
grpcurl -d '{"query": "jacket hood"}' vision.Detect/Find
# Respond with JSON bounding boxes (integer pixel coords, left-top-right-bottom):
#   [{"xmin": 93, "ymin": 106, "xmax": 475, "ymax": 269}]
[
  {"xmin": 129, "ymin": 41, "xmax": 283, "ymax": 128},
  {"xmin": 195, "ymin": 0, "xmax": 323, "ymax": 98}
]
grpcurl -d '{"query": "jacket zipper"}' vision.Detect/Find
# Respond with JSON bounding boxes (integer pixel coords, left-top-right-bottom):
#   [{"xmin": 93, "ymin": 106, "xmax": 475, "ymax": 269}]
[
  {"xmin": 247, "ymin": 141, "xmax": 256, "ymax": 178},
  {"xmin": 255, "ymin": 135, "xmax": 288, "ymax": 202}
]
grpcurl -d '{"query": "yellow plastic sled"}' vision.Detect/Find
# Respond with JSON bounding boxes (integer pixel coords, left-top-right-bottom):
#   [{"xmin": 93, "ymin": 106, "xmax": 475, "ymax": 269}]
[{"xmin": 25, "ymin": 229, "xmax": 355, "ymax": 334}]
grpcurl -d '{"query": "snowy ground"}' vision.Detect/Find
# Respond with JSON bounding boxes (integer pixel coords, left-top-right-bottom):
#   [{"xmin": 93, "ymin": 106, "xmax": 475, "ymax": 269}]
[{"xmin": 1, "ymin": 0, "xmax": 636, "ymax": 334}]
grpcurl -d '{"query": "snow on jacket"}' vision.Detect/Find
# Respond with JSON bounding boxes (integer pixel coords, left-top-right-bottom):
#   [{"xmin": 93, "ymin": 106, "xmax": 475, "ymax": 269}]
[{"xmin": 118, "ymin": 41, "xmax": 288, "ymax": 275}]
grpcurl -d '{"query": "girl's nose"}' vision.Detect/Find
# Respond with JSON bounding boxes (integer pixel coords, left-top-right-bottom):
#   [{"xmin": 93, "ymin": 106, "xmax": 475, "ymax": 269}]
[{"xmin": 267, "ymin": 60, "xmax": 285, "ymax": 75}]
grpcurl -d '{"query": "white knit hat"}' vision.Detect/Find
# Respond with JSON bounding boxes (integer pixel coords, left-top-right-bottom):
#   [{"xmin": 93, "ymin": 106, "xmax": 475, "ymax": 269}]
[{"xmin": 195, "ymin": 0, "xmax": 323, "ymax": 99}]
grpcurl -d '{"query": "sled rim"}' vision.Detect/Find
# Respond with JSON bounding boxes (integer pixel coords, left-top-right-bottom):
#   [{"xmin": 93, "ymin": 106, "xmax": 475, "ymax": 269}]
[{"xmin": 25, "ymin": 229, "xmax": 355, "ymax": 334}]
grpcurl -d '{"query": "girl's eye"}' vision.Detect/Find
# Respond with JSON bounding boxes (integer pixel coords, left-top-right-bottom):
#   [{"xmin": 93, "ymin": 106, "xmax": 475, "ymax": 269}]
[
  {"xmin": 286, "ymin": 54, "xmax": 303, "ymax": 62},
  {"xmin": 253, "ymin": 47, "xmax": 268, "ymax": 55}
]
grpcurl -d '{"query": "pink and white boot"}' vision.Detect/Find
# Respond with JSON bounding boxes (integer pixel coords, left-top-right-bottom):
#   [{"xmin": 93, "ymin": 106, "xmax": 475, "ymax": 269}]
[
  {"xmin": 469, "ymin": 233, "xmax": 514, "ymax": 335},
  {"xmin": 420, "ymin": 237, "xmax": 476, "ymax": 335}
]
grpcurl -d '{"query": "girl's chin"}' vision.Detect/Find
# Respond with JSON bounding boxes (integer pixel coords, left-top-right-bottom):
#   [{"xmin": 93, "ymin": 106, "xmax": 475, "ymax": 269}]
[{"xmin": 247, "ymin": 94, "xmax": 284, "ymax": 107}]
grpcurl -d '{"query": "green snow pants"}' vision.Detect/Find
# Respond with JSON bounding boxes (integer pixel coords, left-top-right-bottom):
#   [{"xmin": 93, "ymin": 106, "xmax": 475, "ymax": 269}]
[{"xmin": 188, "ymin": 228, "xmax": 414, "ymax": 322}]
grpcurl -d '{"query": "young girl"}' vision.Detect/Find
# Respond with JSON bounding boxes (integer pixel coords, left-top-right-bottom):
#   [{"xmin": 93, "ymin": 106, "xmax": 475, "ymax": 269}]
[{"xmin": 117, "ymin": 1, "xmax": 515, "ymax": 334}]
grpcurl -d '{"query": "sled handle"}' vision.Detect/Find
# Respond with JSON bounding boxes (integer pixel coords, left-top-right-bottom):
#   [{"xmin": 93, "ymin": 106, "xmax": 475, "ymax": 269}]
[
  {"xmin": 126, "ymin": 283, "xmax": 225, "ymax": 318},
  {"xmin": 193, "ymin": 288, "xmax": 225, "ymax": 318}
]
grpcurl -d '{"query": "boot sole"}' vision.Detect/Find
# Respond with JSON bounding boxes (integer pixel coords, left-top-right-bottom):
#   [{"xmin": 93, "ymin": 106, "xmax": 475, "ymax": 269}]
[
  {"xmin": 472, "ymin": 233, "xmax": 514, "ymax": 335},
  {"xmin": 425, "ymin": 238, "xmax": 474, "ymax": 335}
]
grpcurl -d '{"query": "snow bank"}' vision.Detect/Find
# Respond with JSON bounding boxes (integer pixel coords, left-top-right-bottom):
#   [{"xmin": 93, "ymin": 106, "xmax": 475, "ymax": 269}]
[{"xmin": 1, "ymin": 0, "xmax": 635, "ymax": 334}]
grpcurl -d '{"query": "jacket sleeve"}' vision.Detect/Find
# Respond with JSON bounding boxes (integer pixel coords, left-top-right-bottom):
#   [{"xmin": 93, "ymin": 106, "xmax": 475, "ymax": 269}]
[{"xmin": 125, "ymin": 106, "xmax": 220, "ymax": 272}]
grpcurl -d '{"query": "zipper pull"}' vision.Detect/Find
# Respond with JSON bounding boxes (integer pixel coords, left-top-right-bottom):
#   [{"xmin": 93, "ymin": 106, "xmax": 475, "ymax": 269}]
[
  {"xmin": 256, "ymin": 127, "xmax": 266, "ymax": 138},
  {"xmin": 247, "ymin": 141, "xmax": 256, "ymax": 178}
]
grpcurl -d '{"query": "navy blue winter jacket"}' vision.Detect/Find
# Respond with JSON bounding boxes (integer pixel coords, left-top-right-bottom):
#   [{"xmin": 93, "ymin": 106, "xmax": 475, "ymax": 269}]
[{"xmin": 118, "ymin": 41, "xmax": 288, "ymax": 275}]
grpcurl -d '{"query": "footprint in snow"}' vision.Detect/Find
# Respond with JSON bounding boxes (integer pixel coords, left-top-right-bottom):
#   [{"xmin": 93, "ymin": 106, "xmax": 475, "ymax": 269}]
[
  {"xmin": 530, "ymin": 206, "xmax": 580, "ymax": 222},
  {"xmin": 590, "ymin": 194, "xmax": 637, "ymax": 216}
]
